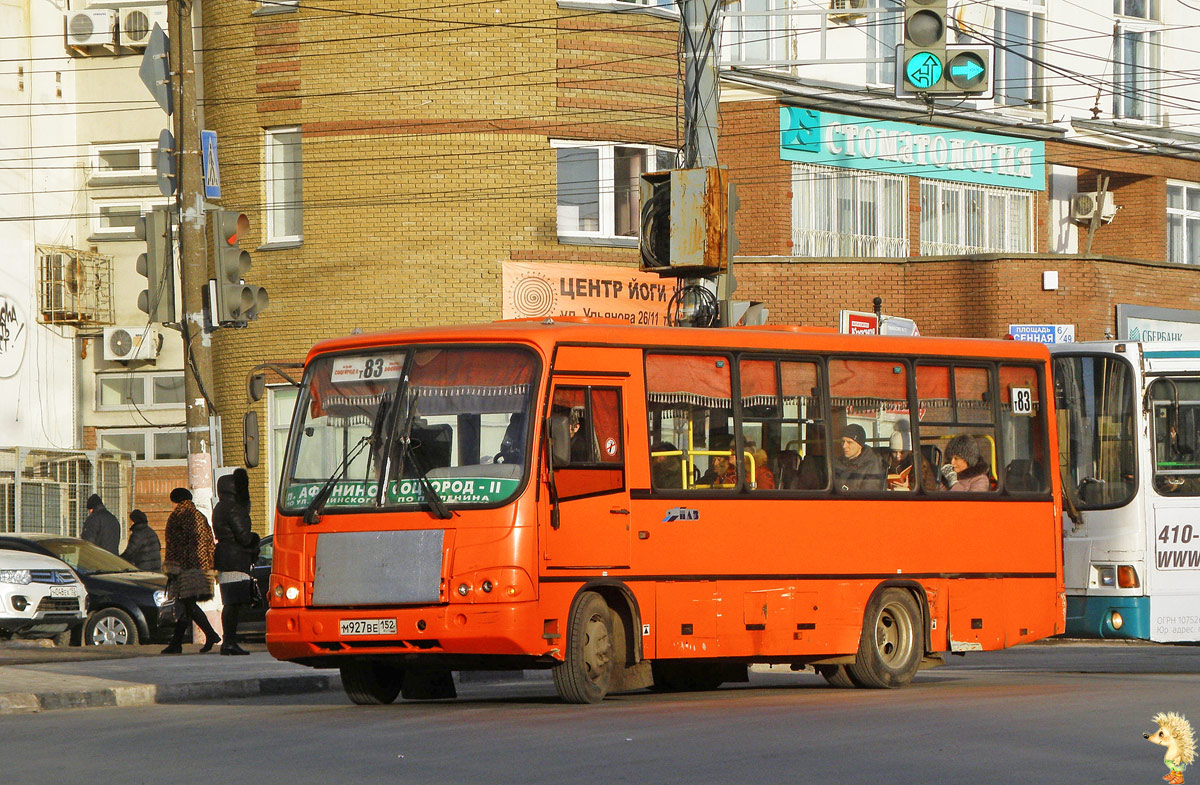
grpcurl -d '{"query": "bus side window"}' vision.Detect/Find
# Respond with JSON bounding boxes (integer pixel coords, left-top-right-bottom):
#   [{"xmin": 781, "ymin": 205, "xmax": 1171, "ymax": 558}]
[
  {"xmin": 550, "ymin": 386, "xmax": 625, "ymax": 498},
  {"xmin": 999, "ymin": 365, "xmax": 1050, "ymax": 494},
  {"xmin": 646, "ymin": 353, "xmax": 735, "ymax": 492}
]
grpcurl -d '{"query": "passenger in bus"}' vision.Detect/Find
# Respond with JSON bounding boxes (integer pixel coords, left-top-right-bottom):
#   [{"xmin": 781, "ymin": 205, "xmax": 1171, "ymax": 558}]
[
  {"xmin": 748, "ymin": 448, "xmax": 775, "ymax": 490},
  {"xmin": 940, "ymin": 434, "xmax": 991, "ymax": 492},
  {"xmin": 887, "ymin": 428, "xmax": 936, "ymax": 490},
  {"xmin": 700, "ymin": 436, "xmax": 737, "ymax": 486},
  {"xmin": 650, "ymin": 442, "xmax": 684, "ymax": 489},
  {"xmin": 834, "ymin": 424, "xmax": 886, "ymax": 491}
]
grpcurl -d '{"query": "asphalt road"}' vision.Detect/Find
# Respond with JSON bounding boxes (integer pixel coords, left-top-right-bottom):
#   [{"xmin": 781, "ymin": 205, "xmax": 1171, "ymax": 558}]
[{"xmin": 6, "ymin": 642, "xmax": 1198, "ymax": 785}]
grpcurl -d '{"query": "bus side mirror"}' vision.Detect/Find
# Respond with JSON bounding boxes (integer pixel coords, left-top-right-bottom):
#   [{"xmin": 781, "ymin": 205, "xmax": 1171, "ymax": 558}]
[
  {"xmin": 244, "ymin": 410, "xmax": 260, "ymax": 468},
  {"xmin": 548, "ymin": 414, "xmax": 571, "ymax": 469}
]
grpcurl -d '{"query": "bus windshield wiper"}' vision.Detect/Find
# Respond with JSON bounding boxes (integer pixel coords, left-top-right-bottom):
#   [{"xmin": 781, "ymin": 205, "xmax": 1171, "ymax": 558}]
[
  {"xmin": 392, "ymin": 390, "xmax": 452, "ymax": 520},
  {"xmin": 302, "ymin": 433, "xmax": 372, "ymax": 525}
]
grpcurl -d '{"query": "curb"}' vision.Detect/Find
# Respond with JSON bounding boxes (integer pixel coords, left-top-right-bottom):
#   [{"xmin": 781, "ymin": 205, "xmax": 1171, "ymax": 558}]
[{"xmin": 0, "ymin": 673, "xmax": 341, "ymax": 715}]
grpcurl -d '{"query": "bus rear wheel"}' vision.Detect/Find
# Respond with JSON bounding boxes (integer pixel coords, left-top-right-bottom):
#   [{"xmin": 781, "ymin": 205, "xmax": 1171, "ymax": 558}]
[
  {"xmin": 553, "ymin": 591, "xmax": 615, "ymax": 704},
  {"xmin": 341, "ymin": 660, "xmax": 404, "ymax": 705},
  {"xmin": 847, "ymin": 588, "xmax": 923, "ymax": 689}
]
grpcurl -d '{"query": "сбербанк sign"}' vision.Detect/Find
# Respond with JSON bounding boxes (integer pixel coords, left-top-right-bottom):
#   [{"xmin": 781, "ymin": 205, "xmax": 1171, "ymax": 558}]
[{"xmin": 780, "ymin": 108, "xmax": 1045, "ymax": 191}]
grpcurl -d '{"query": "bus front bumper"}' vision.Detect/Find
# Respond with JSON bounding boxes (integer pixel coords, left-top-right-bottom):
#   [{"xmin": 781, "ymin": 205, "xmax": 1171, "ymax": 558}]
[{"xmin": 1064, "ymin": 594, "xmax": 1149, "ymax": 640}]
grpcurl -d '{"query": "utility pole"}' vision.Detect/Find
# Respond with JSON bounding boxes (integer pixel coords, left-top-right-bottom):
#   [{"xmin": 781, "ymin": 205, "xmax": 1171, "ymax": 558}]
[{"xmin": 167, "ymin": 0, "xmax": 217, "ymax": 510}]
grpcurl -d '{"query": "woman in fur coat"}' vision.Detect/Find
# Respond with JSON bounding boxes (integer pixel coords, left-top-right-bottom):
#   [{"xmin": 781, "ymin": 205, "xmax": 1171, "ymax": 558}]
[
  {"xmin": 941, "ymin": 434, "xmax": 991, "ymax": 492},
  {"xmin": 161, "ymin": 487, "xmax": 221, "ymax": 654}
]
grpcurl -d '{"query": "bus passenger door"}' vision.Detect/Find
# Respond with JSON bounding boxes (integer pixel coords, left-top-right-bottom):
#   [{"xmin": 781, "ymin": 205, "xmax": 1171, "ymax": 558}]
[{"xmin": 543, "ymin": 375, "xmax": 632, "ymax": 569}]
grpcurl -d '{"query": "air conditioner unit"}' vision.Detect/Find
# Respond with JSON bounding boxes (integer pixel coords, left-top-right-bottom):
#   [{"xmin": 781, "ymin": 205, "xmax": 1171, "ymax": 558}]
[
  {"xmin": 118, "ymin": 6, "xmax": 167, "ymax": 48},
  {"xmin": 1070, "ymin": 191, "xmax": 1117, "ymax": 223},
  {"xmin": 829, "ymin": 0, "xmax": 867, "ymax": 23},
  {"xmin": 102, "ymin": 326, "xmax": 161, "ymax": 362},
  {"xmin": 65, "ymin": 9, "xmax": 117, "ymax": 48}
]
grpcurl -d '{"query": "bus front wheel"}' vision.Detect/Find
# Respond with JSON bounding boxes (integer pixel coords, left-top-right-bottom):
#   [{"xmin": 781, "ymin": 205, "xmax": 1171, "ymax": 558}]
[
  {"xmin": 847, "ymin": 588, "xmax": 923, "ymax": 689},
  {"xmin": 553, "ymin": 591, "xmax": 615, "ymax": 704},
  {"xmin": 341, "ymin": 660, "xmax": 404, "ymax": 705}
]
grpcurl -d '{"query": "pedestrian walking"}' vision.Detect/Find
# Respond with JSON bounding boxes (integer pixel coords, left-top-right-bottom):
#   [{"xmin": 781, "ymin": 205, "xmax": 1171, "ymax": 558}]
[
  {"xmin": 81, "ymin": 494, "xmax": 121, "ymax": 555},
  {"xmin": 119, "ymin": 509, "xmax": 162, "ymax": 571},
  {"xmin": 160, "ymin": 487, "xmax": 221, "ymax": 654},
  {"xmin": 212, "ymin": 468, "xmax": 259, "ymax": 656}
]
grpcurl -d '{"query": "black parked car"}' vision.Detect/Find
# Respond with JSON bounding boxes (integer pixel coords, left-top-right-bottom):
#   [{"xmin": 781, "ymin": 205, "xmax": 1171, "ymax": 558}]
[
  {"xmin": 240, "ymin": 534, "xmax": 272, "ymax": 638},
  {"xmin": 0, "ymin": 534, "xmax": 176, "ymax": 646}
]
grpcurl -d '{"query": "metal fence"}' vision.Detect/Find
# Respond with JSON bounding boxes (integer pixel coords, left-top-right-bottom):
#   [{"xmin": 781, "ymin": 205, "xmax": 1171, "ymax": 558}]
[{"xmin": 0, "ymin": 448, "xmax": 135, "ymax": 537}]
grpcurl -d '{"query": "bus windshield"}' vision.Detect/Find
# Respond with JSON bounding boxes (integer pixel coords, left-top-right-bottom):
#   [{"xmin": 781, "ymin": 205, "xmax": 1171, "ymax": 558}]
[
  {"xmin": 280, "ymin": 345, "xmax": 539, "ymax": 513},
  {"xmin": 1053, "ymin": 354, "xmax": 1137, "ymax": 509}
]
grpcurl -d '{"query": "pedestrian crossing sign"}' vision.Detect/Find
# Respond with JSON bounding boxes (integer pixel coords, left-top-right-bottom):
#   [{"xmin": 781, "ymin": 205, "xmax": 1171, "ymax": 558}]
[{"xmin": 201, "ymin": 129, "xmax": 220, "ymax": 199}]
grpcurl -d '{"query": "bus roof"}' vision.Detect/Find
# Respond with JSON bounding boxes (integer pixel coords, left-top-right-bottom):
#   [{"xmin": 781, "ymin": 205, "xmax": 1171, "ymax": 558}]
[{"xmin": 304, "ymin": 319, "xmax": 1051, "ymax": 366}]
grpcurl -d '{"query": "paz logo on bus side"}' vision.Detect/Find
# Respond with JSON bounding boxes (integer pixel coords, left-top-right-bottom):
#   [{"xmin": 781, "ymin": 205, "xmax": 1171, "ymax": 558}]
[{"xmin": 663, "ymin": 507, "xmax": 699, "ymax": 522}]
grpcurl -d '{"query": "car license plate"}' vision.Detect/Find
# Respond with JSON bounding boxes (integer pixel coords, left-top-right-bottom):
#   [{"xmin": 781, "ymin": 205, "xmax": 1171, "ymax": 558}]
[
  {"xmin": 340, "ymin": 618, "xmax": 397, "ymax": 636},
  {"xmin": 49, "ymin": 586, "xmax": 78, "ymax": 597}
]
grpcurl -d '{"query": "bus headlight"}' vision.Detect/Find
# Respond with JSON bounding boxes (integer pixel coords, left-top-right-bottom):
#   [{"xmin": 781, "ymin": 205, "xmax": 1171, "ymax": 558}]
[
  {"xmin": 1110, "ymin": 611, "xmax": 1124, "ymax": 630},
  {"xmin": 1097, "ymin": 566, "xmax": 1116, "ymax": 587}
]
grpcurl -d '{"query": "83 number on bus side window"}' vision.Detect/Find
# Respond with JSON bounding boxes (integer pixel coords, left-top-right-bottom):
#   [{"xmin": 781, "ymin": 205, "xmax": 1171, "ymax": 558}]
[{"xmin": 1011, "ymin": 387, "xmax": 1033, "ymax": 416}]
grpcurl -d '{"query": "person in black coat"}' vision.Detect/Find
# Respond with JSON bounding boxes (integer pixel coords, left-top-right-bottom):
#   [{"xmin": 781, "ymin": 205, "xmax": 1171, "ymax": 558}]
[
  {"xmin": 81, "ymin": 494, "xmax": 121, "ymax": 555},
  {"xmin": 120, "ymin": 510, "xmax": 162, "ymax": 571},
  {"xmin": 211, "ymin": 468, "xmax": 259, "ymax": 656}
]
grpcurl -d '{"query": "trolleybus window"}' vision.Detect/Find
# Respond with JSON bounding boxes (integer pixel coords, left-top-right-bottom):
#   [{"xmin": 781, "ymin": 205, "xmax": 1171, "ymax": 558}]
[
  {"xmin": 1053, "ymin": 355, "xmax": 1136, "ymax": 508},
  {"xmin": 280, "ymin": 346, "xmax": 538, "ymax": 512},
  {"xmin": 1149, "ymin": 377, "xmax": 1200, "ymax": 496}
]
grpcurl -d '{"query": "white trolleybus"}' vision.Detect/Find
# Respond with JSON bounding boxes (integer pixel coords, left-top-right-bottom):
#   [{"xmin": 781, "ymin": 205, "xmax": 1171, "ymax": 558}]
[{"xmin": 1051, "ymin": 341, "xmax": 1200, "ymax": 642}]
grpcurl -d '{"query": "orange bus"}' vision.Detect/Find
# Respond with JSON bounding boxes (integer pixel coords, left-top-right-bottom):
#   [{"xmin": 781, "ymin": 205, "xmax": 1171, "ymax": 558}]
[{"xmin": 266, "ymin": 319, "xmax": 1064, "ymax": 704}]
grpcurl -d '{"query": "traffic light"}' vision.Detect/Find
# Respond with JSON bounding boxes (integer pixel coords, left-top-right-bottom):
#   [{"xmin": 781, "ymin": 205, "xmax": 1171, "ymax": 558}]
[
  {"xmin": 638, "ymin": 167, "xmax": 729, "ymax": 276},
  {"xmin": 212, "ymin": 210, "xmax": 268, "ymax": 325},
  {"xmin": 902, "ymin": 0, "xmax": 948, "ymax": 92},
  {"xmin": 945, "ymin": 45, "xmax": 993, "ymax": 96},
  {"xmin": 135, "ymin": 207, "xmax": 175, "ymax": 323}
]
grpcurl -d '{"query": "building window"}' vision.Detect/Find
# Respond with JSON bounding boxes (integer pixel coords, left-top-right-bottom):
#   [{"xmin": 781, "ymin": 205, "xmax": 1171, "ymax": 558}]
[
  {"xmin": 721, "ymin": 0, "xmax": 789, "ymax": 65},
  {"xmin": 1167, "ymin": 182, "xmax": 1200, "ymax": 265},
  {"xmin": 89, "ymin": 142, "xmax": 154, "ymax": 182},
  {"xmin": 97, "ymin": 428, "xmax": 187, "ymax": 463},
  {"xmin": 553, "ymin": 141, "xmax": 675, "ymax": 243},
  {"xmin": 265, "ymin": 126, "xmax": 302, "ymax": 243},
  {"xmin": 994, "ymin": 1, "xmax": 1045, "ymax": 107},
  {"xmin": 919, "ymin": 180, "xmax": 1035, "ymax": 255},
  {"xmin": 91, "ymin": 198, "xmax": 168, "ymax": 239},
  {"xmin": 1112, "ymin": 20, "xmax": 1159, "ymax": 121},
  {"xmin": 865, "ymin": 0, "xmax": 902, "ymax": 87},
  {"xmin": 791, "ymin": 163, "xmax": 908, "ymax": 257},
  {"xmin": 1114, "ymin": 0, "xmax": 1157, "ymax": 19},
  {"xmin": 96, "ymin": 372, "xmax": 185, "ymax": 411}
]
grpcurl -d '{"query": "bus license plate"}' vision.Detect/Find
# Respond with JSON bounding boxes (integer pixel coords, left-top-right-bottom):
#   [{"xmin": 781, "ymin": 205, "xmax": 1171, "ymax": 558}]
[
  {"xmin": 49, "ymin": 586, "xmax": 78, "ymax": 597},
  {"xmin": 340, "ymin": 618, "xmax": 397, "ymax": 636}
]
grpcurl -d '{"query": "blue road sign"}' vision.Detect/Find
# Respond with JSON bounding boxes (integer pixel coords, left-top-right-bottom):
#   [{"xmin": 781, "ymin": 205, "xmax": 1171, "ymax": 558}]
[
  {"xmin": 201, "ymin": 130, "xmax": 220, "ymax": 200},
  {"xmin": 905, "ymin": 51, "xmax": 943, "ymax": 89},
  {"xmin": 1009, "ymin": 324, "xmax": 1075, "ymax": 344}
]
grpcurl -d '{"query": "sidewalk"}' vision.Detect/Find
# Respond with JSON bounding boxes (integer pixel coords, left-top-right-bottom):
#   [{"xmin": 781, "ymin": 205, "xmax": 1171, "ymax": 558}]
[{"xmin": 0, "ymin": 639, "xmax": 340, "ymax": 715}]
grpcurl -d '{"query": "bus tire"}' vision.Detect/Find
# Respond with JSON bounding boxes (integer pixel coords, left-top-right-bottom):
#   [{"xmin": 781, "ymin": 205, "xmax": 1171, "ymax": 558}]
[
  {"xmin": 340, "ymin": 660, "xmax": 404, "ymax": 705},
  {"xmin": 847, "ymin": 587, "xmax": 922, "ymax": 689},
  {"xmin": 553, "ymin": 591, "xmax": 615, "ymax": 704},
  {"xmin": 815, "ymin": 664, "xmax": 859, "ymax": 688}
]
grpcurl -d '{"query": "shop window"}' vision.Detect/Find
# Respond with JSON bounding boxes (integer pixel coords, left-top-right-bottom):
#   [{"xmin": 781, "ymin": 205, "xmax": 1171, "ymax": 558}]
[
  {"xmin": 1167, "ymin": 182, "xmax": 1200, "ymax": 265},
  {"xmin": 792, "ymin": 163, "xmax": 907, "ymax": 258},
  {"xmin": 828, "ymin": 358, "xmax": 910, "ymax": 493},
  {"xmin": 919, "ymin": 180, "xmax": 1034, "ymax": 255},
  {"xmin": 554, "ymin": 141, "xmax": 675, "ymax": 243}
]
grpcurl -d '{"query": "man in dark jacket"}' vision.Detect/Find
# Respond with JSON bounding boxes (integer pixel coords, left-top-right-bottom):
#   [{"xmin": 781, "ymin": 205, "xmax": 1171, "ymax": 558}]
[
  {"xmin": 833, "ymin": 424, "xmax": 886, "ymax": 492},
  {"xmin": 120, "ymin": 510, "xmax": 162, "ymax": 571},
  {"xmin": 81, "ymin": 494, "xmax": 121, "ymax": 554}
]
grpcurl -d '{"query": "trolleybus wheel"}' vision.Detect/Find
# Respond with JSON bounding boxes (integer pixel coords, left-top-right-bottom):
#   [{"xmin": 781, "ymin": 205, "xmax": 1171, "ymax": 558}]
[
  {"xmin": 815, "ymin": 664, "xmax": 859, "ymax": 688},
  {"xmin": 553, "ymin": 591, "xmax": 615, "ymax": 704},
  {"xmin": 848, "ymin": 588, "xmax": 922, "ymax": 689},
  {"xmin": 340, "ymin": 659, "xmax": 404, "ymax": 705}
]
